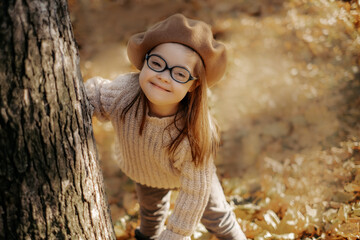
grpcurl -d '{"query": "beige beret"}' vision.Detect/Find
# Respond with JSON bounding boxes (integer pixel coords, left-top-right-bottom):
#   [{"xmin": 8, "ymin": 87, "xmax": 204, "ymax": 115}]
[{"xmin": 127, "ymin": 14, "xmax": 227, "ymax": 87}]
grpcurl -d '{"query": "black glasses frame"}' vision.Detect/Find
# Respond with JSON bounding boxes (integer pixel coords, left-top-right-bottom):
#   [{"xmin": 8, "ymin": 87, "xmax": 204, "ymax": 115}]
[{"xmin": 145, "ymin": 54, "xmax": 197, "ymax": 84}]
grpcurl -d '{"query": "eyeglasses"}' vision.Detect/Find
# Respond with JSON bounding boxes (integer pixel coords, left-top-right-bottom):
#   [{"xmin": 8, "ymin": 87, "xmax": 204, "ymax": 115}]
[{"xmin": 145, "ymin": 54, "xmax": 197, "ymax": 84}]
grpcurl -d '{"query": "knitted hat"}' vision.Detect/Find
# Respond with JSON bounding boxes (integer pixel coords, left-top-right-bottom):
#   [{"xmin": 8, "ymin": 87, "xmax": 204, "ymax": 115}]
[{"xmin": 127, "ymin": 14, "xmax": 227, "ymax": 87}]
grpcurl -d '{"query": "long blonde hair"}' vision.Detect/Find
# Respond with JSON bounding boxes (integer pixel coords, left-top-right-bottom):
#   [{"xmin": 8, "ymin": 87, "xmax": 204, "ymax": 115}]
[{"xmin": 122, "ymin": 47, "xmax": 220, "ymax": 166}]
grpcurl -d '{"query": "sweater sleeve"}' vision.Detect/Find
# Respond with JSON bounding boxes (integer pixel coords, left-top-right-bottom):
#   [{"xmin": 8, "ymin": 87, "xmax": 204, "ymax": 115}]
[
  {"xmin": 159, "ymin": 145, "xmax": 214, "ymax": 240},
  {"xmin": 84, "ymin": 76, "xmax": 110, "ymax": 121},
  {"xmin": 84, "ymin": 73, "xmax": 138, "ymax": 121}
]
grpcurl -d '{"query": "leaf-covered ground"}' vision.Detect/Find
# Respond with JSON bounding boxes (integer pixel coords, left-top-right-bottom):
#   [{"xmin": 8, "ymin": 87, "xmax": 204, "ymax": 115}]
[{"xmin": 69, "ymin": 0, "xmax": 360, "ymax": 239}]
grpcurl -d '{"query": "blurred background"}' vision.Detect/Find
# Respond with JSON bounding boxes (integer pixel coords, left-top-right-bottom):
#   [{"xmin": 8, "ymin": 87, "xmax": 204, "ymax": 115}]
[{"xmin": 69, "ymin": 0, "xmax": 360, "ymax": 239}]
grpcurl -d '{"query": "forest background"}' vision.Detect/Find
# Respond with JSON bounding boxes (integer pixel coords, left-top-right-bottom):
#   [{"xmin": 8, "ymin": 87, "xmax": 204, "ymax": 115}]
[{"xmin": 68, "ymin": 0, "xmax": 360, "ymax": 239}]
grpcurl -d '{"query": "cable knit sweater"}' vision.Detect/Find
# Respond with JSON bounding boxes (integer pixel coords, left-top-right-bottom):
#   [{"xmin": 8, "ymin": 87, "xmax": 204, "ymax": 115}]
[{"xmin": 85, "ymin": 73, "xmax": 215, "ymax": 240}]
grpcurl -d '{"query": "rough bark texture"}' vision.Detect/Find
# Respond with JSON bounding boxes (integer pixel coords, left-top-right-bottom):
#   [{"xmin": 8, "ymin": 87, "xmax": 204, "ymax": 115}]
[{"xmin": 0, "ymin": 0, "xmax": 115, "ymax": 239}]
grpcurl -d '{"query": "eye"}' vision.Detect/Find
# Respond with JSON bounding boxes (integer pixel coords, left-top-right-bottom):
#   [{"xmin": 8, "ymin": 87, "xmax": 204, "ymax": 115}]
[
  {"xmin": 148, "ymin": 55, "xmax": 165, "ymax": 70},
  {"xmin": 176, "ymin": 72, "xmax": 186, "ymax": 78},
  {"xmin": 174, "ymin": 72, "xmax": 185, "ymax": 77},
  {"xmin": 173, "ymin": 67, "xmax": 190, "ymax": 82},
  {"xmin": 151, "ymin": 60, "xmax": 162, "ymax": 67}
]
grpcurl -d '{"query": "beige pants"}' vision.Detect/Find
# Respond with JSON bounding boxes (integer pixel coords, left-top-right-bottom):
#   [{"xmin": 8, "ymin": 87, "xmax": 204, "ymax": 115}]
[{"xmin": 135, "ymin": 174, "xmax": 247, "ymax": 240}]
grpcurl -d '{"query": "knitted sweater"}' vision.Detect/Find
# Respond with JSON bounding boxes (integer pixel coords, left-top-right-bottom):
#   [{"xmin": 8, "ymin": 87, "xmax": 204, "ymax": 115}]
[{"xmin": 85, "ymin": 73, "xmax": 215, "ymax": 240}]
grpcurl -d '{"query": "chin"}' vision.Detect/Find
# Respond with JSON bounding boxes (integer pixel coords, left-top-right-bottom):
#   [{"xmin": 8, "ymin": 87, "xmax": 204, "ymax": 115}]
[{"xmin": 144, "ymin": 94, "xmax": 165, "ymax": 106}]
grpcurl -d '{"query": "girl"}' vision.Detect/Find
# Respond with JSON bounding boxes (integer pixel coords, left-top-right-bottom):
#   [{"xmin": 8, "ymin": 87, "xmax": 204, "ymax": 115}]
[{"xmin": 85, "ymin": 14, "xmax": 246, "ymax": 240}]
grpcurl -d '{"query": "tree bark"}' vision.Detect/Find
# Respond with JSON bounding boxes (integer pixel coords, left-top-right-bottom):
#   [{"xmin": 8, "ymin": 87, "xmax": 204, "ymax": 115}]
[{"xmin": 0, "ymin": 0, "xmax": 115, "ymax": 239}]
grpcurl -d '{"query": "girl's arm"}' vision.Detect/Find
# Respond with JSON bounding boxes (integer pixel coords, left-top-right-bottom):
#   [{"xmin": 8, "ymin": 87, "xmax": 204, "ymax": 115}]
[
  {"xmin": 84, "ymin": 73, "xmax": 137, "ymax": 121},
  {"xmin": 85, "ymin": 77, "xmax": 111, "ymax": 121},
  {"xmin": 159, "ymin": 151, "xmax": 215, "ymax": 240}
]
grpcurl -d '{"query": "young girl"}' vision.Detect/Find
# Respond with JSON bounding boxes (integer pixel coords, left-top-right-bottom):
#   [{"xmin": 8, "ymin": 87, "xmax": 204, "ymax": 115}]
[{"xmin": 85, "ymin": 14, "xmax": 246, "ymax": 240}]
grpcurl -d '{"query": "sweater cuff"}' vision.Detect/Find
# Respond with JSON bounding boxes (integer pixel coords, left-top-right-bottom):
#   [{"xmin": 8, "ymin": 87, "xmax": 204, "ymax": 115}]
[{"xmin": 158, "ymin": 230, "xmax": 191, "ymax": 240}]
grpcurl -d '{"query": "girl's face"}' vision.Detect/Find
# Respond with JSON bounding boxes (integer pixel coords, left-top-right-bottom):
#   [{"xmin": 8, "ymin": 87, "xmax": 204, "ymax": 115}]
[{"xmin": 139, "ymin": 43, "xmax": 199, "ymax": 117}]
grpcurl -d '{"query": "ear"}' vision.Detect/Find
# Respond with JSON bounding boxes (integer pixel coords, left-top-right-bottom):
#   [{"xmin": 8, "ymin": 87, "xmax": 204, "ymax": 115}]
[{"xmin": 188, "ymin": 81, "xmax": 199, "ymax": 92}]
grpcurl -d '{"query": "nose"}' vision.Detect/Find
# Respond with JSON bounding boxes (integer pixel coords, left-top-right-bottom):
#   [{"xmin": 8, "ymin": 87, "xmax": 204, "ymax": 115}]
[{"xmin": 157, "ymin": 70, "xmax": 171, "ymax": 83}]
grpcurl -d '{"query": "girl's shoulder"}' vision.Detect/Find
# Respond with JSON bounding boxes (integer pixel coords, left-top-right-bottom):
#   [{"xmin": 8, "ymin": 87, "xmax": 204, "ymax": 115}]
[
  {"xmin": 101, "ymin": 72, "xmax": 140, "ymax": 103},
  {"xmin": 111, "ymin": 72, "xmax": 140, "ymax": 92},
  {"xmin": 85, "ymin": 72, "xmax": 140, "ymax": 119}
]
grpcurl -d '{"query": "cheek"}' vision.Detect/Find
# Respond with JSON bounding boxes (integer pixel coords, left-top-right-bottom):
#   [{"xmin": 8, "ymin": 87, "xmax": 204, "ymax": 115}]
[
  {"xmin": 184, "ymin": 81, "xmax": 195, "ymax": 93},
  {"xmin": 139, "ymin": 67, "xmax": 150, "ymax": 86},
  {"xmin": 138, "ymin": 71, "xmax": 145, "ymax": 88},
  {"xmin": 139, "ymin": 64, "xmax": 146, "ymax": 78},
  {"xmin": 174, "ymin": 84, "xmax": 192, "ymax": 99}
]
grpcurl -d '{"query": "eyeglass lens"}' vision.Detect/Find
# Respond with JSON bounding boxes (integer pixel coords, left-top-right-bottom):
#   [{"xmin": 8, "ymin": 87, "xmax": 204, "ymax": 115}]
[{"xmin": 147, "ymin": 55, "xmax": 191, "ymax": 83}]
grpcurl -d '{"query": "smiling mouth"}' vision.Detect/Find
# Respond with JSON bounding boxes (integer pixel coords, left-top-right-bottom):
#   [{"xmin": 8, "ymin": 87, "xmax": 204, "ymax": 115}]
[{"xmin": 151, "ymin": 82, "xmax": 170, "ymax": 92}]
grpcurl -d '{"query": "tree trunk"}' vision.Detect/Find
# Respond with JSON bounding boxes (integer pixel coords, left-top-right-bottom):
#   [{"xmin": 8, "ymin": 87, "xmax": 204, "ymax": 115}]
[{"xmin": 0, "ymin": 0, "xmax": 115, "ymax": 239}]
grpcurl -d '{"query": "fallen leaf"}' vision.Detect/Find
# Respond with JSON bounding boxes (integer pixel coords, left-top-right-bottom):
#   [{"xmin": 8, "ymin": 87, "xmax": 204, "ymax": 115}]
[{"xmin": 344, "ymin": 183, "xmax": 360, "ymax": 193}]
